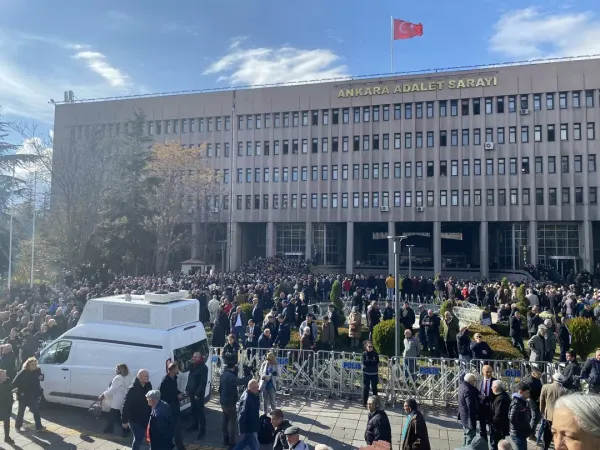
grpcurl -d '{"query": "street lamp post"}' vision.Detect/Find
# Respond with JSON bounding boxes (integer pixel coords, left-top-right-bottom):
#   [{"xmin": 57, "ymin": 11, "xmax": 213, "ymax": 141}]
[
  {"xmin": 406, "ymin": 245, "xmax": 415, "ymax": 279},
  {"xmin": 387, "ymin": 235, "xmax": 407, "ymax": 357}
]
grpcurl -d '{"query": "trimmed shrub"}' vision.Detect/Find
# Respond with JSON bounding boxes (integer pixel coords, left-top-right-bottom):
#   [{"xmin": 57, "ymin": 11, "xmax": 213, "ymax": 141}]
[
  {"xmin": 240, "ymin": 302, "xmax": 254, "ymax": 320},
  {"xmin": 516, "ymin": 285, "xmax": 527, "ymax": 306},
  {"xmin": 372, "ymin": 319, "xmax": 404, "ymax": 357},
  {"xmin": 501, "ymin": 277, "xmax": 509, "ymax": 290},
  {"xmin": 568, "ymin": 317, "xmax": 600, "ymax": 359},
  {"xmin": 516, "ymin": 302, "xmax": 529, "ymax": 316},
  {"xmin": 440, "ymin": 300, "xmax": 454, "ymax": 318},
  {"xmin": 336, "ymin": 327, "xmax": 370, "ymax": 350},
  {"xmin": 464, "ymin": 324, "xmax": 522, "ymax": 360},
  {"xmin": 329, "ymin": 280, "xmax": 346, "ymax": 323}
]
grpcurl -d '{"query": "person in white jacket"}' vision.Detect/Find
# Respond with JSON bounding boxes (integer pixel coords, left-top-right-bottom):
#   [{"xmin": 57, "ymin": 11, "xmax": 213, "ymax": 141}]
[
  {"xmin": 98, "ymin": 363, "xmax": 130, "ymax": 435},
  {"xmin": 259, "ymin": 352, "xmax": 279, "ymax": 414},
  {"xmin": 208, "ymin": 295, "xmax": 220, "ymax": 325}
]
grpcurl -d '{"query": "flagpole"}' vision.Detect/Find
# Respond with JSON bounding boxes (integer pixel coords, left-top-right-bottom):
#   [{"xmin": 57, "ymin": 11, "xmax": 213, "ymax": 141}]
[{"xmin": 390, "ymin": 15, "xmax": 394, "ymax": 73}]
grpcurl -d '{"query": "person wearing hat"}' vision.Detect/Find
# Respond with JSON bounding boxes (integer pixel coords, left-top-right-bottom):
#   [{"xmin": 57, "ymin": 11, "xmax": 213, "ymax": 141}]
[
  {"xmin": 146, "ymin": 390, "xmax": 174, "ymax": 450},
  {"xmin": 283, "ymin": 425, "xmax": 309, "ymax": 450},
  {"xmin": 539, "ymin": 373, "xmax": 567, "ymax": 450}
]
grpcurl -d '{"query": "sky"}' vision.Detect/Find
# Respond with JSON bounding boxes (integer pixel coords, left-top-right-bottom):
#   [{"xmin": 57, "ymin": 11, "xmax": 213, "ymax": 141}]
[{"xmin": 2, "ymin": 0, "xmax": 600, "ymax": 139}]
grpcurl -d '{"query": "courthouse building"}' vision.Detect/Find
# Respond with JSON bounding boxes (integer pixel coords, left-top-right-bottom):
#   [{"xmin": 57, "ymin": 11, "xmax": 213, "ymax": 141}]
[{"xmin": 53, "ymin": 57, "xmax": 600, "ymax": 277}]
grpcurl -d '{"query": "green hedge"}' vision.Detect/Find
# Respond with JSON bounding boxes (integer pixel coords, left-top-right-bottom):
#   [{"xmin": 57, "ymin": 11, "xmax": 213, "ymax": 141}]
[
  {"xmin": 372, "ymin": 319, "xmax": 404, "ymax": 357},
  {"xmin": 568, "ymin": 317, "xmax": 600, "ymax": 359},
  {"xmin": 240, "ymin": 302, "xmax": 254, "ymax": 320}
]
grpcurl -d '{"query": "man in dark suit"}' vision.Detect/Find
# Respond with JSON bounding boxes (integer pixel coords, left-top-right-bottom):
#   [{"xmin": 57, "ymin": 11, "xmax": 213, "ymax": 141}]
[
  {"xmin": 229, "ymin": 306, "xmax": 248, "ymax": 342},
  {"xmin": 479, "ymin": 365, "xmax": 497, "ymax": 442},
  {"xmin": 251, "ymin": 297, "xmax": 263, "ymax": 326},
  {"xmin": 458, "ymin": 373, "xmax": 480, "ymax": 446},
  {"xmin": 490, "ymin": 380, "xmax": 511, "ymax": 450},
  {"xmin": 244, "ymin": 319, "xmax": 260, "ymax": 352}
]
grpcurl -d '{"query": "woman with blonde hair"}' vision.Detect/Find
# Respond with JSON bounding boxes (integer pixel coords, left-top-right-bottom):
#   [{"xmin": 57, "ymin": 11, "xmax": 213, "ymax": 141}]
[
  {"xmin": 12, "ymin": 357, "xmax": 44, "ymax": 431},
  {"xmin": 259, "ymin": 352, "xmax": 279, "ymax": 414},
  {"xmin": 98, "ymin": 363, "xmax": 131, "ymax": 435}
]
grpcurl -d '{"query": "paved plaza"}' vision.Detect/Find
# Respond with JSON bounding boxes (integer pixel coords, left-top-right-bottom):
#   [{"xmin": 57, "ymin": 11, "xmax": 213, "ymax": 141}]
[{"xmin": 0, "ymin": 395, "xmax": 537, "ymax": 450}]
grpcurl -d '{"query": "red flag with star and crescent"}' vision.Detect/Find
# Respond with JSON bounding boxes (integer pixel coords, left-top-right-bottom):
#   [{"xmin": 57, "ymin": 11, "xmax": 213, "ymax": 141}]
[{"xmin": 393, "ymin": 19, "xmax": 423, "ymax": 40}]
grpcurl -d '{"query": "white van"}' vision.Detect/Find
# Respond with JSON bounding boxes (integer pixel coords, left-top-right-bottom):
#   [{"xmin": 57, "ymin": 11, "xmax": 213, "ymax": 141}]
[{"xmin": 38, "ymin": 291, "xmax": 211, "ymax": 410}]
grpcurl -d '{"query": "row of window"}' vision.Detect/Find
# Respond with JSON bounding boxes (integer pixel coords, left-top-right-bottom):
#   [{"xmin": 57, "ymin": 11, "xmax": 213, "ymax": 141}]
[
  {"xmin": 234, "ymin": 187, "xmax": 598, "ymax": 210},
  {"xmin": 218, "ymin": 122, "xmax": 597, "ymax": 157},
  {"xmin": 224, "ymin": 154, "xmax": 597, "ymax": 183},
  {"xmin": 71, "ymin": 90, "xmax": 600, "ymax": 140}
]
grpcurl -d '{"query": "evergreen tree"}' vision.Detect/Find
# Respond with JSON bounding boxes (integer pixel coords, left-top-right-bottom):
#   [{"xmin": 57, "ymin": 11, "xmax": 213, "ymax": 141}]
[{"xmin": 94, "ymin": 111, "xmax": 156, "ymax": 274}]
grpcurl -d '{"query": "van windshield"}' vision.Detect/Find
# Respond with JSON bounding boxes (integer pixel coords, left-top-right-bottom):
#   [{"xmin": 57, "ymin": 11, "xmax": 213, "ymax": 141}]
[{"xmin": 174, "ymin": 338, "xmax": 210, "ymax": 372}]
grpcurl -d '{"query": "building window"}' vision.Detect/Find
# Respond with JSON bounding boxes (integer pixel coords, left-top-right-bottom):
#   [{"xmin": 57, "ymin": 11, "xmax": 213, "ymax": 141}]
[
  {"xmin": 341, "ymin": 193, "xmax": 348, "ymax": 208},
  {"xmin": 439, "ymin": 100, "xmax": 447, "ymax": 117},
  {"xmin": 522, "ymin": 188, "xmax": 530, "ymax": 205},
  {"xmin": 498, "ymin": 158, "xmax": 505, "ymax": 175},
  {"xmin": 452, "ymin": 160, "xmax": 458, "ymax": 176},
  {"xmin": 474, "ymin": 189, "xmax": 481, "ymax": 206},
  {"xmin": 394, "ymin": 192, "xmax": 401, "ymax": 207},
  {"xmin": 561, "ymin": 155, "xmax": 569, "ymax": 173},
  {"xmin": 363, "ymin": 135, "xmax": 370, "ymax": 151},
  {"xmin": 405, "ymin": 133, "xmax": 412, "ymax": 149},
  {"xmin": 394, "ymin": 104, "xmax": 401, "ymax": 120},
  {"xmin": 559, "ymin": 92, "xmax": 568, "ymax": 109},
  {"xmin": 549, "ymin": 188, "xmax": 557, "ymax": 205},
  {"xmin": 405, "ymin": 191, "xmax": 412, "ymax": 207},
  {"xmin": 562, "ymin": 187, "xmax": 570, "ymax": 204},
  {"xmin": 427, "ymin": 190, "xmax": 434, "ymax": 207},
  {"xmin": 405, "ymin": 103, "xmax": 412, "ymax": 119},
  {"xmin": 485, "ymin": 98, "xmax": 493, "ymax": 114},
  {"xmin": 588, "ymin": 122, "xmax": 596, "ymax": 140},
  {"xmin": 575, "ymin": 187, "xmax": 583, "ymax": 204},
  {"xmin": 586, "ymin": 90, "xmax": 595, "ymax": 107},
  {"xmin": 416, "ymin": 102, "xmax": 423, "ymax": 118},
  {"xmin": 362, "ymin": 192, "xmax": 369, "ymax": 208},
  {"xmin": 497, "ymin": 96, "xmax": 505, "ymax": 113},
  {"xmin": 536, "ymin": 188, "xmax": 544, "ymax": 205},
  {"xmin": 440, "ymin": 130, "xmax": 447, "ymax": 146},
  {"xmin": 342, "ymin": 108, "xmax": 349, "ymax": 123},
  {"xmin": 451, "ymin": 130, "xmax": 458, "ymax": 146},
  {"xmin": 508, "ymin": 96, "xmax": 516, "ymax": 113},
  {"xmin": 332, "ymin": 109, "xmax": 339, "ymax": 124},
  {"xmin": 462, "ymin": 129, "xmax": 469, "ymax": 146},
  {"xmin": 463, "ymin": 190, "xmax": 470, "ymax": 206},
  {"xmin": 474, "ymin": 159, "xmax": 481, "ymax": 175},
  {"xmin": 363, "ymin": 107, "xmax": 370, "ymax": 122},
  {"xmin": 312, "ymin": 110, "xmax": 319, "ymax": 126},
  {"xmin": 353, "ymin": 107, "xmax": 360, "ymax": 123},
  {"xmin": 426, "ymin": 101, "xmax": 434, "ymax": 118},
  {"xmin": 575, "ymin": 155, "xmax": 582, "ymax": 172},
  {"xmin": 451, "ymin": 190, "xmax": 459, "ymax": 206},
  {"xmin": 373, "ymin": 106, "xmax": 380, "ymax": 122},
  {"xmin": 450, "ymin": 100, "xmax": 458, "ymax": 116},
  {"xmin": 497, "ymin": 127, "xmax": 505, "ymax": 144},
  {"xmin": 590, "ymin": 187, "xmax": 598, "ymax": 205},
  {"xmin": 509, "ymin": 127, "xmax": 516, "ymax": 143},
  {"xmin": 499, "ymin": 189, "xmax": 506, "ymax": 206},
  {"xmin": 487, "ymin": 190, "xmax": 494, "ymax": 206},
  {"xmin": 521, "ymin": 126, "xmax": 529, "ymax": 143},
  {"xmin": 589, "ymin": 154, "xmax": 597, "ymax": 172},
  {"xmin": 383, "ymin": 105, "xmax": 390, "ymax": 121},
  {"xmin": 440, "ymin": 190, "xmax": 447, "ymax": 206},
  {"xmin": 522, "ymin": 157, "xmax": 530, "ymax": 174},
  {"xmin": 534, "ymin": 125, "xmax": 542, "ymax": 142}
]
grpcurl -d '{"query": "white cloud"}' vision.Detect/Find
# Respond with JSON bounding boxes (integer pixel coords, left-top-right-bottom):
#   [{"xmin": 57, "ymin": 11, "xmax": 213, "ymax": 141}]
[
  {"xmin": 489, "ymin": 8, "xmax": 600, "ymax": 59},
  {"xmin": 0, "ymin": 30, "xmax": 138, "ymax": 122},
  {"xmin": 204, "ymin": 43, "xmax": 349, "ymax": 86},
  {"xmin": 73, "ymin": 51, "xmax": 130, "ymax": 87}
]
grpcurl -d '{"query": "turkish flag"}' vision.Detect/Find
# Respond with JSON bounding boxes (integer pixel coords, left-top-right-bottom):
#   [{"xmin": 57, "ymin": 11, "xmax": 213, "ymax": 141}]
[{"xmin": 393, "ymin": 19, "xmax": 423, "ymax": 40}]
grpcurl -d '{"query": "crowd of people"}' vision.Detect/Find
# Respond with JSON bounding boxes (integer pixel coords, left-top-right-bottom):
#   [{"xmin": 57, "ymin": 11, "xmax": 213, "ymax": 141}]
[{"xmin": 2, "ymin": 257, "xmax": 600, "ymax": 449}]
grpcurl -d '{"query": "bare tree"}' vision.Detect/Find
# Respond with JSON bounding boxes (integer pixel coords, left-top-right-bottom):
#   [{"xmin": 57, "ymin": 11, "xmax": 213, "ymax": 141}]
[
  {"xmin": 145, "ymin": 141, "xmax": 217, "ymax": 273},
  {"xmin": 12, "ymin": 122, "xmax": 119, "ymax": 270}
]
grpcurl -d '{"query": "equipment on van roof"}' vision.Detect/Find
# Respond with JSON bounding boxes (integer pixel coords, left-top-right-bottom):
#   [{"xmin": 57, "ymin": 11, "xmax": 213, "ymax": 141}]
[{"xmin": 78, "ymin": 290, "xmax": 198, "ymax": 331}]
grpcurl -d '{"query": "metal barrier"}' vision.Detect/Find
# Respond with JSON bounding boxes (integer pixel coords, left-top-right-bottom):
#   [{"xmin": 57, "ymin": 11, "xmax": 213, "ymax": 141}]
[{"xmin": 210, "ymin": 347, "xmax": 557, "ymax": 407}]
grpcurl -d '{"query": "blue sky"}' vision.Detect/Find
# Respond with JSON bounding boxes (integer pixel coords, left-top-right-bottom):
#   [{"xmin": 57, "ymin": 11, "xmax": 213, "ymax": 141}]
[{"xmin": 1, "ymin": 0, "xmax": 600, "ymax": 137}]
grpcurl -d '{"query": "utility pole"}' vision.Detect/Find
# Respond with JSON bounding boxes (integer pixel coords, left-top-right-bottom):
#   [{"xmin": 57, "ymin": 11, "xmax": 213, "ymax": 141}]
[
  {"xmin": 387, "ymin": 235, "xmax": 407, "ymax": 357},
  {"xmin": 406, "ymin": 244, "xmax": 415, "ymax": 279}
]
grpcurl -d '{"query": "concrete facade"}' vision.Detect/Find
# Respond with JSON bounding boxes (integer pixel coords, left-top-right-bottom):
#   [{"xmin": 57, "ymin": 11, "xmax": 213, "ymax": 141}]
[{"xmin": 53, "ymin": 58, "xmax": 600, "ymax": 275}]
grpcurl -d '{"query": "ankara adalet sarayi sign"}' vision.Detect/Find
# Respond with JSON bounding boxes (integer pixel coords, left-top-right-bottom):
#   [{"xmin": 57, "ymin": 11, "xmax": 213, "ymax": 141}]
[{"xmin": 337, "ymin": 76, "xmax": 498, "ymax": 98}]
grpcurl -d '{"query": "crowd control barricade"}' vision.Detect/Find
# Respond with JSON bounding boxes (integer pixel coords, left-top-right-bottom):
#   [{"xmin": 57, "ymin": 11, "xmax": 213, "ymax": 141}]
[
  {"xmin": 389, "ymin": 357, "xmax": 462, "ymax": 406},
  {"xmin": 313, "ymin": 351, "xmax": 391, "ymax": 401}
]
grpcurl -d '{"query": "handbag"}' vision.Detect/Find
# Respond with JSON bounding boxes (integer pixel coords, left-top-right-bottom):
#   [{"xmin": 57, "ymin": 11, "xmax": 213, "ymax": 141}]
[{"xmin": 88, "ymin": 400, "xmax": 103, "ymax": 419}]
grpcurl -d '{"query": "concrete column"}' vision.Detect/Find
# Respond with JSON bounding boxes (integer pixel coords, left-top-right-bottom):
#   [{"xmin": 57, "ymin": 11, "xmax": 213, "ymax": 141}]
[
  {"xmin": 433, "ymin": 221, "xmax": 442, "ymax": 276},
  {"xmin": 582, "ymin": 220, "xmax": 593, "ymax": 272},
  {"xmin": 346, "ymin": 222, "xmax": 354, "ymax": 274},
  {"xmin": 228, "ymin": 222, "xmax": 242, "ymax": 271},
  {"xmin": 305, "ymin": 222, "xmax": 312, "ymax": 260},
  {"xmin": 266, "ymin": 222, "xmax": 275, "ymax": 257},
  {"xmin": 528, "ymin": 220, "xmax": 538, "ymax": 266},
  {"xmin": 480, "ymin": 221, "xmax": 489, "ymax": 279},
  {"xmin": 388, "ymin": 221, "xmax": 395, "ymax": 276}
]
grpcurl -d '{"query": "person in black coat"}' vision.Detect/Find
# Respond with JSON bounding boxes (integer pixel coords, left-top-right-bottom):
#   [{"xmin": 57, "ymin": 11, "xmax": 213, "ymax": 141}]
[
  {"xmin": 222, "ymin": 334, "xmax": 241, "ymax": 366},
  {"xmin": 422, "ymin": 310, "xmax": 441, "ymax": 356},
  {"xmin": 400, "ymin": 302, "xmax": 416, "ymax": 333},
  {"xmin": 470, "ymin": 333, "xmax": 494, "ymax": 364},
  {"xmin": 490, "ymin": 381, "xmax": 511, "ymax": 450},
  {"xmin": 273, "ymin": 316, "xmax": 291, "ymax": 348},
  {"xmin": 0, "ymin": 369, "xmax": 14, "ymax": 444},
  {"xmin": 509, "ymin": 312, "xmax": 524, "ymax": 353},
  {"xmin": 364, "ymin": 395, "xmax": 392, "ymax": 445},
  {"xmin": 271, "ymin": 409, "xmax": 291, "ymax": 450},
  {"xmin": 237, "ymin": 380, "xmax": 261, "ymax": 448},
  {"xmin": 556, "ymin": 317, "xmax": 571, "ymax": 362},
  {"xmin": 121, "ymin": 370, "xmax": 152, "ymax": 450},
  {"xmin": 12, "ymin": 357, "xmax": 44, "ymax": 431},
  {"xmin": 212, "ymin": 309, "xmax": 228, "ymax": 347},
  {"xmin": 185, "ymin": 352, "xmax": 209, "ymax": 438},
  {"xmin": 458, "ymin": 374, "xmax": 480, "ymax": 446},
  {"xmin": 159, "ymin": 363, "xmax": 185, "ymax": 450},
  {"xmin": 0, "ymin": 344, "xmax": 17, "ymax": 380},
  {"xmin": 251, "ymin": 297, "xmax": 263, "ymax": 325},
  {"xmin": 508, "ymin": 382, "xmax": 532, "ymax": 450},
  {"xmin": 562, "ymin": 351, "xmax": 581, "ymax": 390},
  {"xmin": 362, "ymin": 341, "xmax": 379, "ymax": 407}
]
